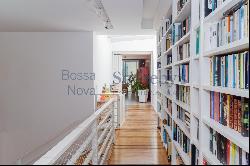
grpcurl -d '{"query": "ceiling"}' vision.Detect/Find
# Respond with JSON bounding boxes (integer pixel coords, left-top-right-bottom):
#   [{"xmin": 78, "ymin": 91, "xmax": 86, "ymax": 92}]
[{"xmin": 0, "ymin": 0, "xmax": 171, "ymax": 35}]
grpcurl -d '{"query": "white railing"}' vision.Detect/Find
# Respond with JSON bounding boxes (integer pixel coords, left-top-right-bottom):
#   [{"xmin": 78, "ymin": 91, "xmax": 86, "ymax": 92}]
[{"xmin": 34, "ymin": 94, "xmax": 124, "ymax": 165}]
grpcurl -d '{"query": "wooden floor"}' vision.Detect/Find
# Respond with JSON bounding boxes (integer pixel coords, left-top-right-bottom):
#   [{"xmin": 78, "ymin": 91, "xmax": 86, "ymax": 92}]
[{"xmin": 108, "ymin": 104, "xmax": 170, "ymax": 165}]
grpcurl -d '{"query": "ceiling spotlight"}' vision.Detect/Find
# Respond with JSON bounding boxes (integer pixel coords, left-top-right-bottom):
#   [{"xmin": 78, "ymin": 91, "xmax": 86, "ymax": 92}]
[{"xmin": 85, "ymin": 0, "xmax": 114, "ymax": 30}]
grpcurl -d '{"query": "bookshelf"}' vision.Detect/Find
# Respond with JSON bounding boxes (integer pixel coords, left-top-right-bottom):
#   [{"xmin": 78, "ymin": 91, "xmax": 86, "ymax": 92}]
[{"xmin": 157, "ymin": 0, "xmax": 249, "ymax": 165}]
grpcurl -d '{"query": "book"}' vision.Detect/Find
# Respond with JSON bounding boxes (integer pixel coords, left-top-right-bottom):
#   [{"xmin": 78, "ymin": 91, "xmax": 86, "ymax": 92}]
[
  {"xmin": 241, "ymin": 98, "xmax": 249, "ymax": 137},
  {"xmin": 196, "ymin": 28, "xmax": 200, "ymax": 55}
]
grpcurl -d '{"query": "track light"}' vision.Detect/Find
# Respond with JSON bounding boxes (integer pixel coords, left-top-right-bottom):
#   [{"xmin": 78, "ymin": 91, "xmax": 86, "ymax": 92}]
[{"xmin": 85, "ymin": 0, "xmax": 114, "ymax": 30}]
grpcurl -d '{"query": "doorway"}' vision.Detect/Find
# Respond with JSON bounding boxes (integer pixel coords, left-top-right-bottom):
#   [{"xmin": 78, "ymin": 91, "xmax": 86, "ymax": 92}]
[{"xmin": 120, "ymin": 53, "xmax": 151, "ymax": 105}]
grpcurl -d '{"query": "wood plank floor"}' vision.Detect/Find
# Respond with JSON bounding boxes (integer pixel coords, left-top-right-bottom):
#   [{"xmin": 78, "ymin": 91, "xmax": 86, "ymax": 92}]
[{"xmin": 108, "ymin": 104, "xmax": 170, "ymax": 165}]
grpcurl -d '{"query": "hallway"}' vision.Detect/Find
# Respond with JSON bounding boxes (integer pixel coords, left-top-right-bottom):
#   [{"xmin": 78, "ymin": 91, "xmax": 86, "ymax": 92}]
[{"xmin": 108, "ymin": 104, "xmax": 170, "ymax": 165}]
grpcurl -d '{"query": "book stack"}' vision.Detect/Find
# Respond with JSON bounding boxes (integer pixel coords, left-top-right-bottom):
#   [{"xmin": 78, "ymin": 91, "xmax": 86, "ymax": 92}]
[
  {"xmin": 191, "ymin": 144, "xmax": 200, "ymax": 165},
  {"xmin": 167, "ymin": 98, "xmax": 173, "ymax": 115},
  {"xmin": 172, "ymin": 17, "xmax": 191, "ymax": 44},
  {"xmin": 173, "ymin": 122, "xmax": 191, "ymax": 155},
  {"xmin": 167, "ymin": 54, "xmax": 172, "ymax": 65},
  {"xmin": 209, "ymin": 128, "xmax": 249, "ymax": 165},
  {"xmin": 179, "ymin": 64, "xmax": 189, "ymax": 83},
  {"xmin": 177, "ymin": 43, "xmax": 190, "ymax": 61},
  {"xmin": 176, "ymin": 85, "xmax": 190, "ymax": 105},
  {"xmin": 205, "ymin": 0, "xmax": 227, "ymax": 17},
  {"xmin": 177, "ymin": 105, "xmax": 191, "ymax": 128},
  {"xmin": 177, "ymin": 0, "xmax": 190, "ymax": 15},
  {"xmin": 210, "ymin": 92, "xmax": 249, "ymax": 137},
  {"xmin": 167, "ymin": 69, "xmax": 173, "ymax": 82},
  {"xmin": 210, "ymin": 51, "xmax": 249, "ymax": 89},
  {"xmin": 207, "ymin": 2, "xmax": 249, "ymax": 51}
]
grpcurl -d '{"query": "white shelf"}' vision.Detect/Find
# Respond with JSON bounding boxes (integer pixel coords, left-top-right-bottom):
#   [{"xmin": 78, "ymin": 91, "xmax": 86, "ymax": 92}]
[
  {"xmin": 157, "ymin": 112, "xmax": 163, "ymax": 120},
  {"xmin": 174, "ymin": 57, "xmax": 190, "ymax": 66},
  {"xmin": 163, "ymin": 124, "xmax": 173, "ymax": 140},
  {"xmin": 173, "ymin": 32, "xmax": 190, "ymax": 48},
  {"xmin": 202, "ymin": 85, "xmax": 249, "ymax": 98},
  {"xmin": 174, "ymin": 0, "xmax": 191, "ymax": 23},
  {"xmin": 203, "ymin": 118, "xmax": 249, "ymax": 153},
  {"xmin": 164, "ymin": 46, "xmax": 173, "ymax": 55},
  {"xmin": 204, "ymin": 38, "xmax": 249, "ymax": 57},
  {"xmin": 164, "ymin": 108, "xmax": 172, "ymax": 118},
  {"xmin": 191, "ymin": 138, "xmax": 200, "ymax": 149},
  {"xmin": 174, "ymin": 82, "xmax": 191, "ymax": 87},
  {"xmin": 166, "ymin": 24, "xmax": 173, "ymax": 35},
  {"xmin": 192, "ymin": 22, "xmax": 200, "ymax": 31},
  {"xmin": 204, "ymin": 0, "xmax": 243, "ymax": 23},
  {"xmin": 174, "ymin": 99, "xmax": 190, "ymax": 112},
  {"xmin": 164, "ymin": 64, "xmax": 173, "ymax": 69},
  {"xmin": 173, "ymin": 141, "xmax": 191, "ymax": 165},
  {"xmin": 162, "ymin": 92, "xmax": 173, "ymax": 101},
  {"xmin": 192, "ymin": 111, "xmax": 200, "ymax": 119},
  {"xmin": 191, "ymin": 84, "xmax": 200, "ymax": 89},
  {"xmin": 202, "ymin": 149, "xmax": 223, "ymax": 165},
  {"xmin": 192, "ymin": 56, "xmax": 200, "ymax": 60}
]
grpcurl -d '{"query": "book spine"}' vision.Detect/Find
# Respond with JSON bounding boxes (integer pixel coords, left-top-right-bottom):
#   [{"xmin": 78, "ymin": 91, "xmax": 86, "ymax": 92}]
[
  {"xmin": 229, "ymin": 95, "xmax": 234, "ymax": 129},
  {"xmin": 233, "ymin": 97, "xmax": 238, "ymax": 131}
]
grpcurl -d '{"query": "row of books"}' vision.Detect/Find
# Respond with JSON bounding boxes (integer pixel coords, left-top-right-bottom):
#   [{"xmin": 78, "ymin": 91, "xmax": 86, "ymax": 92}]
[
  {"xmin": 173, "ymin": 122, "xmax": 191, "ymax": 155},
  {"xmin": 177, "ymin": 42, "xmax": 190, "ymax": 61},
  {"xmin": 166, "ymin": 54, "xmax": 172, "ymax": 66},
  {"xmin": 209, "ymin": 128, "xmax": 249, "ymax": 165},
  {"xmin": 210, "ymin": 51, "xmax": 249, "ymax": 89},
  {"xmin": 166, "ymin": 35, "xmax": 172, "ymax": 51},
  {"xmin": 210, "ymin": 92, "xmax": 249, "ymax": 137},
  {"xmin": 176, "ymin": 85, "xmax": 190, "ymax": 105},
  {"xmin": 177, "ymin": 105, "xmax": 190, "ymax": 128},
  {"xmin": 207, "ymin": 2, "xmax": 249, "ymax": 51},
  {"xmin": 166, "ymin": 98, "xmax": 172, "ymax": 115},
  {"xmin": 163, "ymin": 128, "xmax": 172, "ymax": 159},
  {"xmin": 178, "ymin": 64, "xmax": 189, "ymax": 83},
  {"xmin": 157, "ymin": 62, "xmax": 161, "ymax": 69},
  {"xmin": 205, "ymin": 0, "xmax": 227, "ymax": 17},
  {"xmin": 172, "ymin": 16, "xmax": 191, "ymax": 44},
  {"xmin": 177, "ymin": 0, "xmax": 190, "ymax": 15},
  {"xmin": 166, "ymin": 16, "xmax": 172, "ymax": 32},
  {"xmin": 191, "ymin": 144, "xmax": 200, "ymax": 165},
  {"xmin": 166, "ymin": 69, "xmax": 172, "ymax": 82},
  {"xmin": 166, "ymin": 114, "xmax": 172, "ymax": 128}
]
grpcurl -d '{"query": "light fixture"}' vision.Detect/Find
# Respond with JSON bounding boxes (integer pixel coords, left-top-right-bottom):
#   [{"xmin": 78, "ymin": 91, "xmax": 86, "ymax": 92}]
[{"xmin": 85, "ymin": 0, "xmax": 114, "ymax": 30}]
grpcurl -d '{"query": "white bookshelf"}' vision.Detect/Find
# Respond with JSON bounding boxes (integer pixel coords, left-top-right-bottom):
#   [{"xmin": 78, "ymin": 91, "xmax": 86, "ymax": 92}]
[{"xmin": 157, "ymin": 0, "xmax": 249, "ymax": 165}]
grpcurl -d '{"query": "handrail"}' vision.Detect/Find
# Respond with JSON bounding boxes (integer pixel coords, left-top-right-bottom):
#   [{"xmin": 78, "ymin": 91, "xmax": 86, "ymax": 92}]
[{"xmin": 34, "ymin": 97, "xmax": 116, "ymax": 165}]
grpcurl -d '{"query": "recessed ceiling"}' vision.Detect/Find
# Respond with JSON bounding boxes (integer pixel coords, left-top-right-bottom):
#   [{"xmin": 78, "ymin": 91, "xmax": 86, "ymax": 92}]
[{"xmin": 0, "ymin": 0, "xmax": 169, "ymax": 35}]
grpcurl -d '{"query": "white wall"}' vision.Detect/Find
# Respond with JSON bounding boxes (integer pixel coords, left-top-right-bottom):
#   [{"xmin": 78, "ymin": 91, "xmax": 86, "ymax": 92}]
[
  {"xmin": 93, "ymin": 35, "xmax": 113, "ymax": 94},
  {"xmin": 111, "ymin": 37, "xmax": 158, "ymax": 111},
  {"xmin": 0, "ymin": 32, "xmax": 95, "ymax": 164}
]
